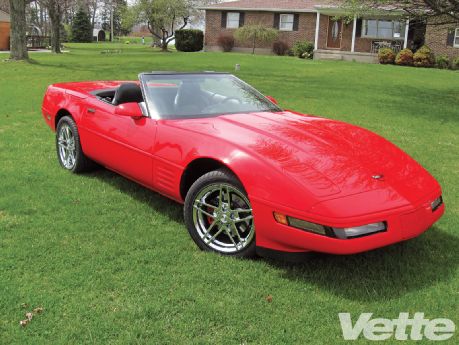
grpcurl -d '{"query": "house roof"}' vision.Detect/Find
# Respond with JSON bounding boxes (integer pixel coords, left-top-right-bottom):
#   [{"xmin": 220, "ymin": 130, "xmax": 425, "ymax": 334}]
[
  {"xmin": 0, "ymin": 9, "xmax": 10, "ymax": 22},
  {"xmin": 0, "ymin": 0, "xmax": 9, "ymax": 14},
  {"xmin": 199, "ymin": 0, "xmax": 404, "ymax": 15},
  {"xmin": 199, "ymin": 0, "xmax": 340, "ymax": 13}
]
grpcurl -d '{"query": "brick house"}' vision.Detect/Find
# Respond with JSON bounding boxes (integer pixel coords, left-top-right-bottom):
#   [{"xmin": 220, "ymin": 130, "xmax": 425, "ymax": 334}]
[
  {"xmin": 425, "ymin": 21, "xmax": 459, "ymax": 59},
  {"xmin": 200, "ymin": 0, "xmax": 459, "ymax": 62},
  {"xmin": 0, "ymin": 9, "xmax": 10, "ymax": 51}
]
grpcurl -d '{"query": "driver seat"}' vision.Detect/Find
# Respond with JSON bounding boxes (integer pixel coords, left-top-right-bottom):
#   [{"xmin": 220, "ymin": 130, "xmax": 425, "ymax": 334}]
[{"xmin": 112, "ymin": 83, "xmax": 143, "ymax": 106}]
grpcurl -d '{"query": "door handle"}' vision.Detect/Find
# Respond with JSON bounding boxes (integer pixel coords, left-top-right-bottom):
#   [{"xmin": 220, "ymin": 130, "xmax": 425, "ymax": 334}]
[{"xmin": 87, "ymin": 108, "xmax": 96, "ymax": 114}]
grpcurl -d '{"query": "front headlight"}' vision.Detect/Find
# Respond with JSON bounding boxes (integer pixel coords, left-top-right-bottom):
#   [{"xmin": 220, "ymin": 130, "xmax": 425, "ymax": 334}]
[
  {"xmin": 332, "ymin": 222, "xmax": 386, "ymax": 239},
  {"xmin": 273, "ymin": 212, "xmax": 386, "ymax": 240}
]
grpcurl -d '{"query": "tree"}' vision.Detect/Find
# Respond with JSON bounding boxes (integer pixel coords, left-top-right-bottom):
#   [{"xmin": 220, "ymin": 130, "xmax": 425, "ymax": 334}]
[
  {"xmin": 341, "ymin": 1, "xmax": 459, "ymax": 25},
  {"xmin": 118, "ymin": 2, "xmax": 136, "ymax": 36},
  {"xmin": 234, "ymin": 24, "xmax": 279, "ymax": 54},
  {"xmin": 43, "ymin": 0, "xmax": 62, "ymax": 53},
  {"xmin": 72, "ymin": 7, "xmax": 92, "ymax": 42},
  {"xmin": 88, "ymin": 0, "xmax": 99, "ymax": 31},
  {"xmin": 137, "ymin": 0, "xmax": 190, "ymax": 51},
  {"xmin": 187, "ymin": 0, "xmax": 222, "ymax": 27},
  {"xmin": 8, "ymin": 0, "xmax": 29, "ymax": 60}
]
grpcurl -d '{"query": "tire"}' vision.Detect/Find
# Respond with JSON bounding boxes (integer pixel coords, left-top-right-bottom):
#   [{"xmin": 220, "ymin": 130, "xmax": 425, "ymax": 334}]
[
  {"xmin": 184, "ymin": 168, "xmax": 256, "ymax": 258},
  {"xmin": 56, "ymin": 116, "xmax": 95, "ymax": 173}
]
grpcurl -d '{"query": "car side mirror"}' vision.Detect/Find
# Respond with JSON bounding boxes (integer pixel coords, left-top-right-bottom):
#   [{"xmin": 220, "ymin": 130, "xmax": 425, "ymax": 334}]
[
  {"xmin": 114, "ymin": 102, "xmax": 143, "ymax": 118},
  {"xmin": 266, "ymin": 96, "xmax": 278, "ymax": 105}
]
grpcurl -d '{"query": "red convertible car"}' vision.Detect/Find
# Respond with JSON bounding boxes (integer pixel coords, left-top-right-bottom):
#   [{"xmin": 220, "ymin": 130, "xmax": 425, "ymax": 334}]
[{"xmin": 42, "ymin": 72, "xmax": 444, "ymax": 259}]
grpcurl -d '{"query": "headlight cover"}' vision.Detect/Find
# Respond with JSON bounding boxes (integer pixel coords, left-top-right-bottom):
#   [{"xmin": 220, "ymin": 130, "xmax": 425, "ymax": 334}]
[
  {"xmin": 273, "ymin": 212, "xmax": 387, "ymax": 240},
  {"xmin": 332, "ymin": 222, "xmax": 387, "ymax": 239}
]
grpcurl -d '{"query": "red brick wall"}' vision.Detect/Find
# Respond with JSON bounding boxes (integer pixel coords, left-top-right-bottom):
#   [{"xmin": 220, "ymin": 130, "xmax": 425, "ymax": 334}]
[
  {"xmin": 205, "ymin": 11, "xmax": 393, "ymax": 54},
  {"xmin": 205, "ymin": 10, "xmax": 317, "ymax": 50},
  {"xmin": 425, "ymin": 23, "xmax": 459, "ymax": 59},
  {"xmin": 0, "ymin": 21, "xmax": 10, "ymax": 50}
]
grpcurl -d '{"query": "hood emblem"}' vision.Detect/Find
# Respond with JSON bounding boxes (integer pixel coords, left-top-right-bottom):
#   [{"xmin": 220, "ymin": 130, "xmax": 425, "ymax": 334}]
[{"xmin": 372, "ymin": 174, "xmax": 384, "ymax": 180}]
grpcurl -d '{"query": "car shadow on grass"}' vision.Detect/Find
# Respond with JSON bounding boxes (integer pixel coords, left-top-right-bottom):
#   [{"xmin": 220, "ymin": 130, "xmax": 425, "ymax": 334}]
[
  {"xmin": 266, "ymin": 227, "xmax": 459, "ymax": 302},
  {"xmin": 87, "ymin": 169, "xmax": 183, "ymax": 222},
  {"xmin": 85, "ymin": 169, "xmax": 457, "ymax": 302}
]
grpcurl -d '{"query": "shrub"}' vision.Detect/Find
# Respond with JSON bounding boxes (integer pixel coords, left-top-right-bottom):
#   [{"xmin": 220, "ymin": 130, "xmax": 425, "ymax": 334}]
[
  {"xmin": 272, "ymin": 40, "xmax": 290, "ymax": 56},
  {"xmin": 378, "ymin": 48, "xmax": 395, "ymax": 64},
  {"xmin": 436, "ymin": 55, "xmax": 450, "ymax": 69},
  {"xmin": 175, "ymin": 29, "xmax": 204, "ymax": 52},
  {"xmin": 413, "ymin": 45, "xmax": 435, "ymax": 67},
  {"xmin": 234, "ymin": 25, "xmax": 279, "ymax": 54},
  {"xmin": 292, "ymin": 41, "xmax": 314, "ymax": 59},
  {"xmin": 217, "ymin": 34, "xmax": 235, "ymax": 52},
  {"xmin": 452, "ymin": 57, "xmax": 459, "ymax": 70},
  {"xmin": 395, "ymin": 48, "xmax": 414, "ymax": 66}
]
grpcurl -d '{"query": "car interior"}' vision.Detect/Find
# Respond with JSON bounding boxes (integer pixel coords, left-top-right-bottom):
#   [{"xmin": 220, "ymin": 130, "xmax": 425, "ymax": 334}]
[
  {"xmin": 92, "ymin": 81, "xmax": 234, "ymax": 117},
  {"xmin": 91, "ymin": 78, "xmax": 275, "ymax": 118},
  {"xmin": 92, "ymin": 83, "xmax": 144, "ymax": 106},
  {"xmin": 149, "ymin": 80, "xmax": 229, "ymax": 116}
]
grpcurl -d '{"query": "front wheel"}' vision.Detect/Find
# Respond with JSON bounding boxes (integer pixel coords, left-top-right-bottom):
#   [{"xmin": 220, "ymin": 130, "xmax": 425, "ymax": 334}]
[
  {"xmin": 184, "ymin": 169, "xmax": 256, "ymax": 258},
  {"xmin": 56, "ymin": 116, "xmax": 95, "ymax": 173}
]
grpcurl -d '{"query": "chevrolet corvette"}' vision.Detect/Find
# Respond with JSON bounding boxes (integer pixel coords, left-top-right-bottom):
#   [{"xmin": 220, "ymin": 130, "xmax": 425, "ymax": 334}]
[{"xmin": 41, "ymin": 72, "xmax": 444, "ymax": 259}]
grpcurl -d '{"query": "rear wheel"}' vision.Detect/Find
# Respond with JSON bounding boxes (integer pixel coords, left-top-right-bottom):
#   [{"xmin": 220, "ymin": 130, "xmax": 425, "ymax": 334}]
[
  {"xmin": 56, "ymin": 116, "xmax": 95, "ymax": 173},
  {"xmin": 184, "ymin": 169, "xmax": 256, "ymax": 258}
]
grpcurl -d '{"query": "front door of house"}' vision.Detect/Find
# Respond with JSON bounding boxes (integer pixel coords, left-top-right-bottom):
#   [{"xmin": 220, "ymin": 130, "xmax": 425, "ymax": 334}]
[{"xmin": 327, "ymin": 18, "xmax": 342, "ymax": 49}]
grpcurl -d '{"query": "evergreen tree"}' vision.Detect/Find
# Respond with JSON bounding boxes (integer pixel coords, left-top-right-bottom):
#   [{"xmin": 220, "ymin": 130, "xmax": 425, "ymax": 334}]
[{"xmin": 71, "ymin": 7, "xmax": 92, "ymax": 42}]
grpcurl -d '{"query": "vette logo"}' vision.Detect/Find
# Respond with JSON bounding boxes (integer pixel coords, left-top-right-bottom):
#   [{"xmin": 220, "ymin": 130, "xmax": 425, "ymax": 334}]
[{"xmin": 339, "ymin": 313, "xmax": 455, "ymax": 341}]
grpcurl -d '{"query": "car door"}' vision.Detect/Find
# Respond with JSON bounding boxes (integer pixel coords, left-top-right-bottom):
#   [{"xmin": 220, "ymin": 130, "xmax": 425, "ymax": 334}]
[{"xmin": 79, "ymin": 98, "xmax": 156, "ymax": 187}]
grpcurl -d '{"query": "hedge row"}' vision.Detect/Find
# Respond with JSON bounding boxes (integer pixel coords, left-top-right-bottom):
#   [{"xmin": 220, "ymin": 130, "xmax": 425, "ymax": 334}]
[{"xmin": 378, "ymin": 45, "xmax": 459, "ymax": 70}]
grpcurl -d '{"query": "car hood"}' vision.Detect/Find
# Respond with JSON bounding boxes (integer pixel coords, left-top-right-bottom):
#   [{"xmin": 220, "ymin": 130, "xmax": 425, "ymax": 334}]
[{"xmin": 175, "ymin": 111, "xmax": 439, "ymax": 206}]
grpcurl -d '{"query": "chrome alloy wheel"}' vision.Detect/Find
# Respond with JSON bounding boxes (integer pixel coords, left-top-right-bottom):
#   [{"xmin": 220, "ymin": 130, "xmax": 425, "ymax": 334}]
[
  {"xmin": 57, "ymin": 124, "xmax": 76, "ymax": 169},
  {"xmin": 192, "ymin": 183, "xmax": 254, "ymax": 253}
]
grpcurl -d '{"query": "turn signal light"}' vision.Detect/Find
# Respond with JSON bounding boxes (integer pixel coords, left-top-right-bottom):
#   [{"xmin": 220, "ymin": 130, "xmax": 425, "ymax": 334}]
[{"xmin": 273, "ymin": 212, "xmax": 288, "ymax": 225}]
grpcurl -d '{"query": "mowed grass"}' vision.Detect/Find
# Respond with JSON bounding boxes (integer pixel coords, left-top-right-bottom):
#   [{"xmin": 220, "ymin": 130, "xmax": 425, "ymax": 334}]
[{"xmin": 0, "ymin": 43, "xmax": 458, "ymax": 344}]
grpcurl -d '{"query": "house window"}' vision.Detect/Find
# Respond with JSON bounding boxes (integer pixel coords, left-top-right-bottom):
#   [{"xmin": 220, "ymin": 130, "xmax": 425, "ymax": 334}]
[
  {"xmin": 455, "ymin": 28, "xmax": 459, "ymax": 48},
  {"xmin": 227, "ymin": 12, "xmax": 240, "ymax": 29},
  {"xmin": 362, "ymin": 19, "xmax": 405, "ymax": 39},
  {"xmin": 280, "ymin": 14, "xmax": 294, "ymax": 31}
]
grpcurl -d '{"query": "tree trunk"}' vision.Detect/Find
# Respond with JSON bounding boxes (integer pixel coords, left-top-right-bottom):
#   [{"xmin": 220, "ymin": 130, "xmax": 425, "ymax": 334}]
[
  {"xmin": 91, "ymin": 0, "xmax": 97, "ymax": 31},
  {"xmin": 48, "ymin": 1, "xmax": 61, "ymax": 53},
  {"xmin": 8, "ymin": 0, "xmax": 29, "ymax": 60},
  {"xmin": 110, "ymin": 0, "xmax": 114, "ymax": 42},
  {"xmin": 161, "ymin": 31, "xmax": 168, "ymax": 51}
]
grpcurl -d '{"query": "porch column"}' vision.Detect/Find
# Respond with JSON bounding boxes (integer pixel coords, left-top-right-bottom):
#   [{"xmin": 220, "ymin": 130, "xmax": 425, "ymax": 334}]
[
  {"xmin": 314, "ymin": 12, "xmax": 320, "ymax": 50},
  {"xmin": 351, "ymin": 15, "xmax": 357, "ymax": 52},
  {"xmin": 403, "ymin": 18, "xmax": 410, "ymax": 49}
]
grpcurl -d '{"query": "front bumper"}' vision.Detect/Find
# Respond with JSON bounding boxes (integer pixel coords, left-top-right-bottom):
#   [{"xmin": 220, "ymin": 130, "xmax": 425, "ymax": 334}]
[{"xmin": 251, "ymin": 189, "xmax": 444, "ymax": 255}]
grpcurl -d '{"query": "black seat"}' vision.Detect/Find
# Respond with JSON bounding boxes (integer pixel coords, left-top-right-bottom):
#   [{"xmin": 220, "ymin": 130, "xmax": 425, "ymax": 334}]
[{"xmin": 112, "ymin": 83, "xmax": 143, "ymax": 105}]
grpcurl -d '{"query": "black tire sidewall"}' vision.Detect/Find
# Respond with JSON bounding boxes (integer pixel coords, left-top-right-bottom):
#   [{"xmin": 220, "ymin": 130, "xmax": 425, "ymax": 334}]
[
  {"xmin": 184, "ymin": 169, "xmax": 256, "ymax": 258},
  {"xmin": 55, "ymin": 116, "xmax": 85, "ymax": 173}
]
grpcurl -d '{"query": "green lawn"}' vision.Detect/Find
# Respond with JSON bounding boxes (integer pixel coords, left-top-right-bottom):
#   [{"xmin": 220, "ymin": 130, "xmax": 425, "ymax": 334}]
[{"xmin": 0, "ymin": 43, "xmax": 458, "ymax": 344}]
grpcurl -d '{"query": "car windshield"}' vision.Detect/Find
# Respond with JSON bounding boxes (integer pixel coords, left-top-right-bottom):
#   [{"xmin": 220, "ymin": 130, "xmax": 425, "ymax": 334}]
[{"xmin": 140, "ymin": 73, "xmax": 282, "ymax": 119}]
